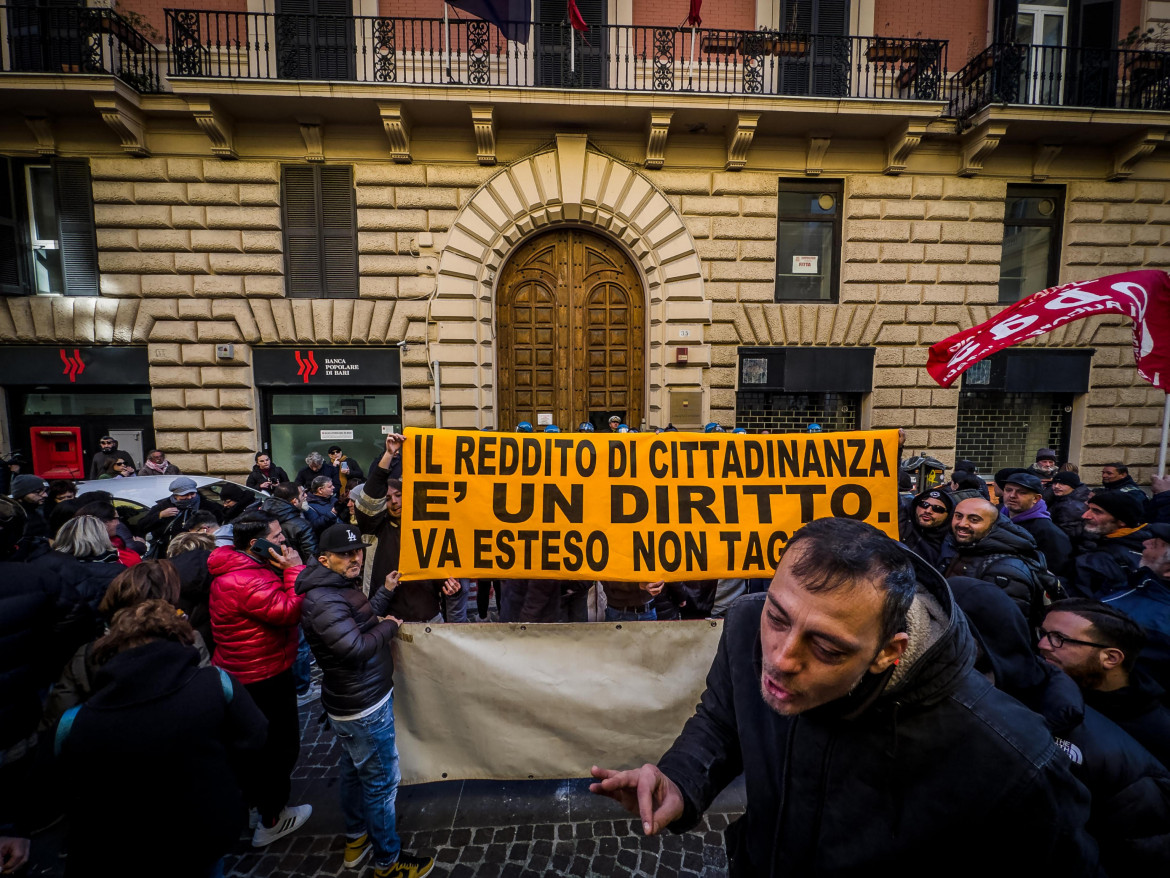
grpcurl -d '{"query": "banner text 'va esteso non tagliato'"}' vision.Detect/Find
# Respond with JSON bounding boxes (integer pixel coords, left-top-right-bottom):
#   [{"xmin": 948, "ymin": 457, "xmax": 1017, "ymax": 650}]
[{"xmin": 398, "ymin": 428, "xmax": 900, "ymax": 582}]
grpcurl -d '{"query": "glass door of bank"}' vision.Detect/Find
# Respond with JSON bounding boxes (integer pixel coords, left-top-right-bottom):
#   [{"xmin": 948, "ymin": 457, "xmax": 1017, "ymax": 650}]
[{"xmin": 262, "ymin": 389, "xmax": 401, "ymax": 479}]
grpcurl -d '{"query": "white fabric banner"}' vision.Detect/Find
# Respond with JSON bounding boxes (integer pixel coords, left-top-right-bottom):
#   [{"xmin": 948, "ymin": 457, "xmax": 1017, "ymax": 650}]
[{"xmin": 391, "ymin": 620, "xmax": 724, "ymax": 785}]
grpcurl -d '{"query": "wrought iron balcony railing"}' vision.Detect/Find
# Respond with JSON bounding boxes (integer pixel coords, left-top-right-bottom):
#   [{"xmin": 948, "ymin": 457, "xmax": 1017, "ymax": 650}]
[
  {"xmin": 163, "ymin": 11, "xmax": 947, "ymax": 101},
  {"xmin": 1, "ymin": 3, "xmax": 164, "ymax": 92},
  {"xmin": 952, "ymin": 41, "xmax": 1170, "ymax": 121}
]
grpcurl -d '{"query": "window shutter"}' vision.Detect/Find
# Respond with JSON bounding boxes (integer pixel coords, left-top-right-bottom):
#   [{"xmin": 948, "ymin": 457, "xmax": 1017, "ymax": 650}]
[
  {"xmin": 318, "ymin": 165, "xmax": 358, "ymax": 299},
  {"xmin": 53, "ymin": 158, "xmax": 99, "ymax": 296},
  {"xmin": 0, "ymin": 157, "xmax": 26, "ymax": 295},
  {"xmin": 282, "ymin": 164, "xmax": 324, "ymax": 297},
  {"xmin": 813, "ymin": 0, "xmax": 848, "ymax": 35}
]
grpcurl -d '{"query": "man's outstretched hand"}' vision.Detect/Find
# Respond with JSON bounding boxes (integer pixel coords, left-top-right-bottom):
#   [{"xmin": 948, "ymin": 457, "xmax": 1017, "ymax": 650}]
[{"xmin": 589, "ymin": 763, "xmax": 685, "ymax": 836}]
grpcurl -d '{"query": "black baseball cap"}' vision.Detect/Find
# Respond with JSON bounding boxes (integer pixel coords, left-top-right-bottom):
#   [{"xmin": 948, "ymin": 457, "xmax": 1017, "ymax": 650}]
[{"xmin": 319, "ymin": 523, "xmax": 363, "ymax": 554}]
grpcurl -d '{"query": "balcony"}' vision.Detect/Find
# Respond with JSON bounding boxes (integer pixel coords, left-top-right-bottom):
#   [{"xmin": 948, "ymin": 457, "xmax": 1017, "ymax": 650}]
[
  {"xmin": 952, "ymin": 42, "xmax": 1170, "ymax": 122},
  {"xmin": 162, "ymin": 11, "xmax": 947, "ymax": 101},
  {"xmin": 1, "ymin": 3, "xmax": 163, "ymax": 93}
]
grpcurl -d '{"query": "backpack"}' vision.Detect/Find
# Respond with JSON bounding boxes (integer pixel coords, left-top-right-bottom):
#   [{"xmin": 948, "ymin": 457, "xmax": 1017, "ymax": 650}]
[{"xmin": 978, "ymin": 551, "xmax": 1066, "ymax": 626}]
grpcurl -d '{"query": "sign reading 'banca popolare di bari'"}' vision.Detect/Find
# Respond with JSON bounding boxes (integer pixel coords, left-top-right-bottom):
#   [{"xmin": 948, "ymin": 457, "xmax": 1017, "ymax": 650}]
[{"xmin": 399, "ymin": 428, "xmax": 899, "ymax": 582}]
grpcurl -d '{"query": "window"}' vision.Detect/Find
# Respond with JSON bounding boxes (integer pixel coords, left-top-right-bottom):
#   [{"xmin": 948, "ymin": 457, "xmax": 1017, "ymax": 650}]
[
  {"xmin": 0, "ymin": 157, "xmax": 98, "ymax": 296},
  {"xmin": 774, "ymin": 180, "xmax": 842, "ymax": 302},
  {"xmin": 280, "ymin": 164, "xmax": 359, "ymax": 299},
  {"xmin": 999, "ymin": 185, "xmax": 1063, "ymax": 303}
]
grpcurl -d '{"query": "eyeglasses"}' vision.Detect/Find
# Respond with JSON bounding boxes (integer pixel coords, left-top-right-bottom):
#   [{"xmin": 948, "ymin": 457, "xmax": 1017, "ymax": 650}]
[
  {"xmin": 1035, "ymin": 627, "xmax": 1111, "ymax": 650},
  {"xmin": 917, "ymin": 501, "xmax": 947, "ymax": 513}
]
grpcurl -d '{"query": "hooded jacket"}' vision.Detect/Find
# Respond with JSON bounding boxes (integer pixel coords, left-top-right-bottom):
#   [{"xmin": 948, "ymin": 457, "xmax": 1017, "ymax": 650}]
[
  {"xmin": 56, "ymin": 640, "xmax": 267, "ymax": 878},
  {"xmin": 207, "ymin": 546, "xmax": 304, "ymax": 684},
  {"xmin": 655, "ymin": 550, "xmax": 1099, "ymax": 877},
  {"xmin": 950, "ymin": 576, "xmax": 1170, "ymax": 874},
  {"xmin": 1006, "ymin": 497, "xmax": 1072, "ymax": 577},
  {"xmin": 258, "ymin": 496, "xmax": 318, "ymax": 561},
  {"xmin": 938, "ymin": 514, "xmax": 1048, "ymax": 624},
  {"xmin": 898, "ymin": 489, "xmax": 954, "ymax": 567},
  {"xmin": 296, "ymin": 561, "xmax": 398, "ymax": 717}
]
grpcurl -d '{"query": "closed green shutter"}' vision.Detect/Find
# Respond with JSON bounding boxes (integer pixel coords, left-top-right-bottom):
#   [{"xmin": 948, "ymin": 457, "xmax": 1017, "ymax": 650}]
[
  {"xmin": 0, "ymin": 157, "xmax": 27, "ymax": 296},
  {"xmin": 281, "ymin": 163, "xmax": 357, "ymax": 299},
  {"xmin": 53, "ymin": 158, "xmax": 98, "ymax": 296}
]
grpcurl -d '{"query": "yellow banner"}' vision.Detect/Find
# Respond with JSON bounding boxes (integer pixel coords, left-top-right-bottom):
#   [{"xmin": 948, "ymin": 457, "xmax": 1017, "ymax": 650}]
[{"xmin": 399, "ymin": 428, "xmax": 899, "ymax": 582}]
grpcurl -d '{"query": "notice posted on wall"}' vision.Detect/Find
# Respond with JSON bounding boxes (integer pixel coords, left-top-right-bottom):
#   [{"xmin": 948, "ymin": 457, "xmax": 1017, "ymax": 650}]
[
  {"xmin": 398, "ymin": 428, "xmax": 899, "ymax": 582},
  {"xmin": 792, "ymin": 255, "xmax": 819, "ymax": 274},
  {"xmin": 321, "ymin": 430, "xmax": 354, "ymax": 441}
]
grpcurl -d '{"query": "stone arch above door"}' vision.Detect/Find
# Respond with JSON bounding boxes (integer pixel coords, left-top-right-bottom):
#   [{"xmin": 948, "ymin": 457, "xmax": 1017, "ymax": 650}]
[{"xmin": 432, "ymin": 134, "xmax": 710, "ymax": 429}]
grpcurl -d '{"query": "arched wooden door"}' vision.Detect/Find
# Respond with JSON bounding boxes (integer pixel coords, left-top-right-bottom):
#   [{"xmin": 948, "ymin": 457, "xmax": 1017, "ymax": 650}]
[{"xmin": 497, "ymin": 229, "xmax": 645, "ymax": 431}]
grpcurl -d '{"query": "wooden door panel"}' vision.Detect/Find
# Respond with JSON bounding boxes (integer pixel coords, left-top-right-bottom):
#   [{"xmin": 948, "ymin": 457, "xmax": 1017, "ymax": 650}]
[{"xmin": 497, "ymin": 228, "xmax": 643, "ymax": 430}]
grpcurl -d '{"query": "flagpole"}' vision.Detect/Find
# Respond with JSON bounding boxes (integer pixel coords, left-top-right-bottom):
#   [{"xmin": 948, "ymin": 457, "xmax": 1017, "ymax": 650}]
[
  {"xmin": 687, "ymin": 26, "xmax": 696, "ymax": 87},
  {"xmin": 1159, "ymin": 394, "xmax": 1170, "ymax": 477},
  {"xmin": 570, "ymin": 23, "xmax": 575, "ymax": 74}
]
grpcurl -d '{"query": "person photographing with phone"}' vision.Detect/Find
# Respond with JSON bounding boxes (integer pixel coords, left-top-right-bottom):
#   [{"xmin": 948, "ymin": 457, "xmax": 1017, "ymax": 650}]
[{"xmin": 208, "ymin": 510, "xmax": 313, "ymax": 847}]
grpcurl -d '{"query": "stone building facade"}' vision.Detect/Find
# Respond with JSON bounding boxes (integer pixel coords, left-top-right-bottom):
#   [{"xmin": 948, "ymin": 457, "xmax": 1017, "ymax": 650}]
[{"xmin": 1, "ymin": 0, "xmax": 1168, "ymax": 483}]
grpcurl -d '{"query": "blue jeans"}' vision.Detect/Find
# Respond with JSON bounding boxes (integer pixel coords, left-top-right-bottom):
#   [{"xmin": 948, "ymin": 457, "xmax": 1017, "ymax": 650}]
[
  {"xmin": 332, "ymin": 693, "xmax": 401, "ymax": 868},
  {"xmin": 605, "ymin": 605, "xmax": 657, "ymax": 622},
  {"xmin": 293, "ymin": 629, "xmax": 313, "ymax": 694},
  {"xmin": 444, "ymin": 578, "xmax": 470, "ymax": 623}
]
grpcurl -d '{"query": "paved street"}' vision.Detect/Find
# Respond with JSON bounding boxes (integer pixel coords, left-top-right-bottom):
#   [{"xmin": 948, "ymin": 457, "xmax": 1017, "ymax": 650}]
[{"xmin": 27, "ymin": 683, "xmax": 745, "ymax": 877}]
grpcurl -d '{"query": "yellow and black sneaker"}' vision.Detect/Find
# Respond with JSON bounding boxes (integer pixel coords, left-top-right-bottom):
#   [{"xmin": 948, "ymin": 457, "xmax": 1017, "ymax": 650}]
[
  {"xmin": 374, "ymin": 852, "xmax": 435, "ymax": 878},
  {"xmin": 343, "ymin": 833, "xmax": 372, "ymax": 869}
]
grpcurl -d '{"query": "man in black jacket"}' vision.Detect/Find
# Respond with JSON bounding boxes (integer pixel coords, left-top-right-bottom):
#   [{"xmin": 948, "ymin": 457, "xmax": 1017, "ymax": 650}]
[
  {"xmin": 139, "ymin": 477, "xmax": 225, "ymax": 557},
  {"xmin": 297, "ymin": 523, "xmax": 433, "ymax": 878},
  {"xmin": 259, "ymin": 483, "xmax": 318, "ymax": 561},
  {"xmin": 590, "ymin": 518, "xmax": 1099, "ymax": 876},
  {"xmin": 1039, "ymin": 598, "xmax": 1170, "ymax": 768},
  {"xmin": 937, "ymin": 498, "xmax": 1050, "ymax": 624},
  {"xmin": 898, "ymin": 487, "xmax": 953, "ymax": 566},
  {"xmin": 1099, "ymin": 462, "xmax": 1148, "ymax": 502},
  {"xmin": 1072, "ymin": 491, "xmax": 1149, "ymax": 597},
  {"xmin": 1001, "ymin": 471, "xmax": 1072, "ymax": 577}
]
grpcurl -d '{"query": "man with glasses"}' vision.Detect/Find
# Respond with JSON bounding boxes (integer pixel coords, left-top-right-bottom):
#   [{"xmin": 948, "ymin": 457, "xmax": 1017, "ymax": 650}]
[
  {"xmin": 8, "ymin": 475, "xmax": 48, "ymax": 540},
  {"xmin": 898, "ymin": 488, "xmax": 953, "ymax": 566},
  {"xmin": 1038, "ymin": 598, "xmax": 1170, "ymax": 768},
  {"xmin": 88, "ymin": 436, "xmax": 135, "ymax": 481}
]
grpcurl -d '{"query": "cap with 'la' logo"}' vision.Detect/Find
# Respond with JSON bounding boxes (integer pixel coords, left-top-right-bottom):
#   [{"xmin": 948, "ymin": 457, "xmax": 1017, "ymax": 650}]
[{"xmin": 320, "ymin": 523, "xmax": 364, "ymax": 553}]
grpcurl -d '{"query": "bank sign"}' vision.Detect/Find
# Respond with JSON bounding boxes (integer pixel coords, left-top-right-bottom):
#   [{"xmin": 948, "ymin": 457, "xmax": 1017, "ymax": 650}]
[{"xmin": 253, "ymin": 347, "xmax": 402, "ymax": 387}]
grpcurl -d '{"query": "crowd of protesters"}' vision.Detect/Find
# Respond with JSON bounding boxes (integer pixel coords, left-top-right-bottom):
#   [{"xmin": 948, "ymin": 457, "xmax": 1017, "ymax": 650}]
[{"xmin": 2, "ymin": 427, "xmax": 1170, "ymax": 875}]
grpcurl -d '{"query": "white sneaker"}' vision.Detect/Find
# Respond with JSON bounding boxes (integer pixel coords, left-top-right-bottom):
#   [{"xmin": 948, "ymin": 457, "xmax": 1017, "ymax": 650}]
[
  {"xmin": 251, "ymin": 804, "xmax": 312, "ymax": 847},
  {"xmin": 297, "ymin": 681, "xmax": 321, "ymax": 706}
]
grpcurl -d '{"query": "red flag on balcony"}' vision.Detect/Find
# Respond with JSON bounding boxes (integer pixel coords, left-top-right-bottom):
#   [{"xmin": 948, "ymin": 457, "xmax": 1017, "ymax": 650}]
[
  {"xmin": 926, "ymin": 269, "xmax": 1170, "ymax": 389},
  {"xmin": 446, "ymin": 0, "xmax": 530, "ymax": 44},
  {"xmin": 567, "ymin": 0, "xmax": 589, "ymax": 33},
  {"xmin": 684, "ymin": 0, "xmax": 702, "ymax": 27}
]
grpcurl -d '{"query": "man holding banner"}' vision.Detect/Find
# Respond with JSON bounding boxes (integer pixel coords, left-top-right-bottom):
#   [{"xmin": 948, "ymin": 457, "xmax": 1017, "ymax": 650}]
[{"xmin": 589, "ymin": 518, "xmax": 1098, "ymax": 874}]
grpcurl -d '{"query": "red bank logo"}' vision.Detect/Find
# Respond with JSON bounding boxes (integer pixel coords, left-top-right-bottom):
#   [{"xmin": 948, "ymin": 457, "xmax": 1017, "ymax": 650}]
[
  {"xmin": 294, "ymin": 350, "xmax": 319, "ymax": 383},
  {"xmin": 59, "ymin": 348, "xmax": 85, "ymax": 383}
]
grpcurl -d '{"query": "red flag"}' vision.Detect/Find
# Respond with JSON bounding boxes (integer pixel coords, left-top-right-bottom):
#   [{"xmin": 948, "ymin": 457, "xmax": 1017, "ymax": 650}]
[
  {"xmin": 684, "ymin": 0, "xmax": 702, "ymax": 27},
  {"xmin": 567, "ymin": 0, "xmax": 588, "ymax": 33},
  {"xmin": 926, "ymin": 269, "xmax": 1170, "ymax": 389}
]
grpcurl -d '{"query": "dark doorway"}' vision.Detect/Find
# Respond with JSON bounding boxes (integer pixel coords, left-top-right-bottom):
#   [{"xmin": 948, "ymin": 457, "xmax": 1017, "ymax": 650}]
[{"xmin": 533, "ymin": 0, "xmax": 606, "ymax": 88}]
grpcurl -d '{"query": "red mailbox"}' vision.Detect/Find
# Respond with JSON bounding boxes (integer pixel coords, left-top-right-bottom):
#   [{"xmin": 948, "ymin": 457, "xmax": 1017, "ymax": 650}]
[{"xmin": 29, "ymin": 426, "xmax": 85, "ymax": 479}]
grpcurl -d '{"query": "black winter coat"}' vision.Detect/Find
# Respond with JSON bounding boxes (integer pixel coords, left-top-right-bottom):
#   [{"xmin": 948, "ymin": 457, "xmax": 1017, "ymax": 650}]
[
  {"xmin": 1085, "ymin": 671, "xmax": 1170, "ymax": 769},
  {"xmin": 0, "ymin": 553, "xmax": 62, "ymax": 755},
  {"xmin": 655, "ymin": 554, "xmax": 1100, "ymax": 877},
  {"xmin": 296, "ymin": 561, "xmax": 398, "ymax": 716},
  {"xmin": 1071, "ymin": 525, "xmax": 1150, "ymax": 598},
  {"xmin": 356, "ymin": 461, "xmax": 441, "ymax": 622},
  {"xmin": 295, "ymin": 463, "xmax": 340, "ymax": 492},
  {"xmin": 258, "ymin": 497, "xmax": 319, "ymax": 561},
  {"xmin": 56, "ymin": 640, "xmax": 266, "ymax": 878},
  {"xmin": 1050, "ymin": 484, "xmax": 1091, "ymax": 545},
  {"xmin": 139, "ymin": 496, "xmax": 225, "ymax": 556},
  {"xmin": 897, "ymin": 490, "xmax": 952, "ymax": 567},
  {"xmin": 951, "ymin": 576, "xmax": 1170, "ymax": 874},
  {"xmin": 245, "ymin": 464, "xmax": 289, "ymax": 491},
  {"xmin": 499, "ymin": 579, "xmax": 562, "ymax": 623},
  {"xmin": 170, "ymin": 547, "xmax": 214, "ymax": 653},
  {"xmin": 937, "ymin": 515, "xmax": 1048, "ymax": 624}
]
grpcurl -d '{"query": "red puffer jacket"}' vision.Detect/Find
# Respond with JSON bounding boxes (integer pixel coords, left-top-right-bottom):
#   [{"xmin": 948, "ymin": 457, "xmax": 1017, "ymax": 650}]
[{"xmin": 208, "ymin": 546, "xmax": 305, "ymax": 684}]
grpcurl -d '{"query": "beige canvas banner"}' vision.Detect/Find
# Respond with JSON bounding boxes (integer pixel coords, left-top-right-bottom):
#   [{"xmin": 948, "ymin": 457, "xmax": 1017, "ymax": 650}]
[
  {"xmin": 399, "ymin": 427, "xmax": 899, "ymax": 581},
  {"xmin": 392, "ymin": 620, "xmax": 723, "ymax": 785}
]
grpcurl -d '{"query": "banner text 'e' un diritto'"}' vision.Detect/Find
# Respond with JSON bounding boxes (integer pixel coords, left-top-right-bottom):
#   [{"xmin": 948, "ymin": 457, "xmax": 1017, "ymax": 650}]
[{"xmin": 398, "ymin": 428, "xmax": 899, "ymax": 582}]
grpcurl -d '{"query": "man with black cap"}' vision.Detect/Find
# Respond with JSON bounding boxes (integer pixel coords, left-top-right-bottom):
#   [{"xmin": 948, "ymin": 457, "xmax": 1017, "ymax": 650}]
[
  {"xmin": 1001, "ymin": 471, "xmax": 1072, "ymax": 578},
  {"xmin": 140, "ymin": 476, "xmax": 225, "ymax": 556},
  {"xmin": 8, "ymin": 475, "xmax": 48, "ymax": 540},
  {"xmin": 898, "ymin": 487, "xmax": 954, "ymax": 566},
  {"xmin": 1028, "ymin": 447, "xmax": 1060, "ymax": 488},
  {"xmin": 1071, "ymin": 491, "xmax": 1149, "ymax": 597},
  {"xmin": 1050, "ymin": 471, "xmax": 1091, "ymax": 545},
  {"xmin": 296, "ymin": 523, "xmax": 434, "ymax": 878}
]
